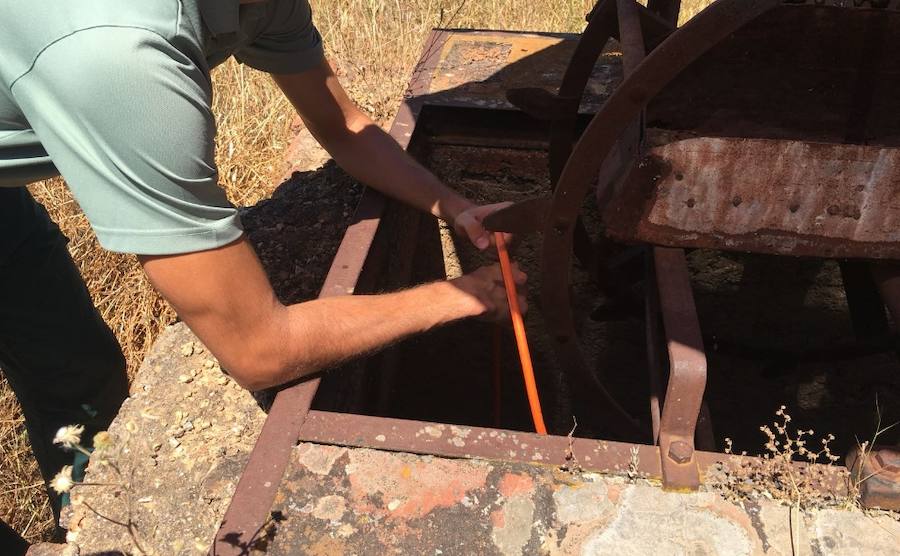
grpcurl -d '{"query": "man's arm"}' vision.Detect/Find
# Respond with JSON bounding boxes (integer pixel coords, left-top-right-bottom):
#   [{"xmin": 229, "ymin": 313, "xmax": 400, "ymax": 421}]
[
  {"xmin": 139, "ymin": 238, "xmax": 525, "ymax": 391},
  {"xmin": 272, "ymin": 61, "xmax": 506, "ymax": 250}
]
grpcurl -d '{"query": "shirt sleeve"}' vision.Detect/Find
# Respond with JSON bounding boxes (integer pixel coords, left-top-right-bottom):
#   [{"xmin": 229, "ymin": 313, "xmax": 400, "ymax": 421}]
[
  {"xmin": 10, "ymin": 26, "xmax": 243, "ymax": 255},
  {"xmin": 234, "ymin": 0, "xmax": 325, "ymax": 74}
]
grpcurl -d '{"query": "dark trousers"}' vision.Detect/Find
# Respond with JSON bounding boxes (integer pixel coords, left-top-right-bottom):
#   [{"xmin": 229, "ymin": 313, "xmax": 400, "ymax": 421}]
[{"xmin": 0, "ymin": 187, "xmax": 129, "ymax": 533}]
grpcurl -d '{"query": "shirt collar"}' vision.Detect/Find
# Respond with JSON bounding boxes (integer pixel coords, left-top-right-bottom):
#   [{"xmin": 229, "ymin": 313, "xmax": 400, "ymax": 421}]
[{"xmin": 199, "ymin": 0, "xmax": 241, "ymax": 37}]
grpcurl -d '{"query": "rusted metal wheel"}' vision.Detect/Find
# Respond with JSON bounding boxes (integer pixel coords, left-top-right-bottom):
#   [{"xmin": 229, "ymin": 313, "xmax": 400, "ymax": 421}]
[{"xmin": 538, "ymin": 0, "xmax": 781, "ymax": 487}]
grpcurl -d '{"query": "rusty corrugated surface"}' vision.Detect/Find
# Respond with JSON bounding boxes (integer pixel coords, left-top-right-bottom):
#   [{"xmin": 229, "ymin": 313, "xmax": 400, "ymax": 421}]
[{"xmin": 606, "ymin": 134, "xmax": 900, "ymax": 258}]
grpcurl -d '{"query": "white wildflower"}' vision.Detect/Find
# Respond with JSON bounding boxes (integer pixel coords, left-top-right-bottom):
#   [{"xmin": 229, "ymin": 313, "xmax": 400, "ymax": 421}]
[
  {"xmin": 51, "ymin": 466, "xmax": 74, "ymax": 494},
  {"xmin": 92, "ymin": 431, "xmax": 112, "ymax": 451},
  {"xmin": 53, "ymin": 425, "xmax": 85, "ymax": 449}
]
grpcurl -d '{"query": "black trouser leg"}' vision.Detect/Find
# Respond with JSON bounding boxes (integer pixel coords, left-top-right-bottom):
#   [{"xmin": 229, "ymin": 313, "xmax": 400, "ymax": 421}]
[
  {"xmin": 0, "ymin": 187, "xmax": 128, "ymax": 525},
  {"xmin": 0, "ymin": 517, "xmax": 29, "ymax": 556}
]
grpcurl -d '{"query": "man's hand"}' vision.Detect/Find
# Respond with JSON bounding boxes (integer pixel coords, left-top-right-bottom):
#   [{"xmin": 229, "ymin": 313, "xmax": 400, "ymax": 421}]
[
  {"xmin": 450, "ymin": 263, "xmax": 527, "ymax": 321},
  {"xmin": 453, "ymin": 202, "xmax": 515, "ymax": 251}
]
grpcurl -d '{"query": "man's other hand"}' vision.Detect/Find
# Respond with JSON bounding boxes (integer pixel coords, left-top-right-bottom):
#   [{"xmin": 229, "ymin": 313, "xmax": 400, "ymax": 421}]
[{"xmin": 450, "ymin": 263, "xmax": 527, "ymax": 322}]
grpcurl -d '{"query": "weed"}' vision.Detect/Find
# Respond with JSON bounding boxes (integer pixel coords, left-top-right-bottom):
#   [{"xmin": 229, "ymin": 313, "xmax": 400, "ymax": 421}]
[
  {"xmin": 711, "ymin": 406, "xmax": 848, "ymax": 511},
  {"xmin": 561, "ymin": 417, "xmax": 583, "ymax": 474},
  {"xmin": 846, "ymin": 396, "xmax": 899, "ymax": 511}
]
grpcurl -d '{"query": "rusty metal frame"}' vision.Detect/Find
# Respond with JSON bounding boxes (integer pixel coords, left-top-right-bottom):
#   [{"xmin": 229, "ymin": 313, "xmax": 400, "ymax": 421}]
[
  {"xmin": 534, "ymin": 0, "xmax": 782, "ymax": 491},
  {"xmin": 652, "ymin": 247, "xmax": 708, "ymax": 489},
  {"xmin": 210, "ymin": 2, "xmax": 900, "ymax": 548},
  {"xmin": 533, "ymin": 0, "xmax": 900, "ymax": 492},
  {"xmin": 485, "ymin": 0, "xmax": 784, "ymax": 488}
]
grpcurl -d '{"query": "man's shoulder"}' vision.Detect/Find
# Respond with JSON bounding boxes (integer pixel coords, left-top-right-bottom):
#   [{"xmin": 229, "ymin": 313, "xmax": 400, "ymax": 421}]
[{"xmin": 1, "ymin": 0, "xmax": 198, "ymax": 89}]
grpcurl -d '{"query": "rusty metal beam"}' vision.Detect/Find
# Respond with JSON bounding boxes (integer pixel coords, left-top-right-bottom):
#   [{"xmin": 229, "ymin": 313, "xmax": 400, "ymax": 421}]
[
  {"xmin": 550, "ymin": 0, "xmax": 619, "ymax": 184},
  {"xmin": 647, "ymin": 0, "xmax": 681, "ymax": 25},
  {"xmin": 482, "ymin": 197, "xmax": 552, "ymax": 234},
  {"xmin": 296, "ymin": 410, "xmax": 849, "ymax": 494},
  {"xmin": 654, "ymin": 247, "xmax": 707, "ymax": 491},
  {"xmin": 847, "ymin": 445, "xmax": 900, "ymax": 511},
  {"xmin": 616, "ymin": 0, "xmax": 648, "ymax": 75}
]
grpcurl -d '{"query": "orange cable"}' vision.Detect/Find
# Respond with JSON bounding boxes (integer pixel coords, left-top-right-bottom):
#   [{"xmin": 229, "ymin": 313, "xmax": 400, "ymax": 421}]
[{"xmin": 494, "ymin": 232, "xmax": 548, "ymax": 435}]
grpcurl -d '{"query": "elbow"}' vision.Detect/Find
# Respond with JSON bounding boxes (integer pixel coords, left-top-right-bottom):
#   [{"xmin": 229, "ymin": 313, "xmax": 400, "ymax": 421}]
[
  {"xmin": 202, "ymin": 305, "xmax": 322, "ymax": 391},
  {"xmin": 225, "ymin": 353, "xmax": 288, "ymax": 392},
  {"xmin": 229, "ymin": 367, "xmax": 279, "ymax": 393},
  {"xmin": 221, "ymin": 345, "xmax": 316, "ymax": 392}
]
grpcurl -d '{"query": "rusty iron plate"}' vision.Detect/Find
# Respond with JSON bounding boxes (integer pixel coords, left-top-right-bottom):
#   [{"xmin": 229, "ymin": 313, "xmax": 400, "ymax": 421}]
[
  {"xmin": 424, "ymin": 30, "xmax": 620, "ymax": 114},
  {"xmin": 605, "ymin": 133, "xmax": 900, "ymax": 259}
]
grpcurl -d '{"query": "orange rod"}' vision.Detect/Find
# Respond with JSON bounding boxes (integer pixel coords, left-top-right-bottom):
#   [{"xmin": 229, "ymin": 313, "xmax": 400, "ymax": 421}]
[{"xmin": 494, "ymin": 232, "xmax": 548, "ymax": 435}]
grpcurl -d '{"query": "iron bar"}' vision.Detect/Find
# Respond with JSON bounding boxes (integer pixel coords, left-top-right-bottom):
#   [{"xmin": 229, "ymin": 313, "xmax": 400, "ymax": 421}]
[{"xmin": 296, "ymin": 410, "xmax": 850, "ymax": 494}]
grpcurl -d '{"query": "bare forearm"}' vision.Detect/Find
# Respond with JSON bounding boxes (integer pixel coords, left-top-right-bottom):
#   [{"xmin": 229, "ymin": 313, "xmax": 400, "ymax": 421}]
[
  {"xmin": 140, "ymin": 238, "xmax": 516, "ymax": 392},
  {"xmin": 264, "ymin": 281, "xmax": 476, "ymax": 388},
  {"xmin": 321, "ymin": 120, "xmax": 472, "ymax": 222},
  {"xmin": 272, "ymin": 68, "xmax": 473, "ymax": 224}
]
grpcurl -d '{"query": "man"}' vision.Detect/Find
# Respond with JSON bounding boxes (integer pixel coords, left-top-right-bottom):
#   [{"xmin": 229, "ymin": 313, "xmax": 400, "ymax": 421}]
[{"xmin": 0, "ymin": 0, "xmax": 524, "ymax": 543}]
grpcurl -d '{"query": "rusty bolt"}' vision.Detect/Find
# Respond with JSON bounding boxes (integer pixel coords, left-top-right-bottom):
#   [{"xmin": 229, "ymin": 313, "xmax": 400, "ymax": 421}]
[
  {"xmin": 685, "ymin": 198, "xmax": 696, "ymax": 208},
  {"xmin": 668, "ymin": 441, "xmax": 693, "ymax": 464},
  {"xmin": 731, "ymin": 195, "xmax": 742, "ymax": 207}
]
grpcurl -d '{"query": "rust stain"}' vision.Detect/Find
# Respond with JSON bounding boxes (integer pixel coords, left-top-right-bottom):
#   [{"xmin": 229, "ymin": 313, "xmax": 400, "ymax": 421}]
[
  {"xmin": 606, "ymin": 483, "xmax": 623, "ymax": 505},
  {"xmin": 499, "ymin": 473, "xmax": 535, "ymax": 498},
  {"xmin": 303, "ymin": 534, "xmax": 349, "ymax": 556},
  {"xmin": 697, "ymin": 496, "xmax": 767, "ymax": 554},
  {"xmin": 345, "ymin": 449, "xmax": 491, "ymax": 520},
  {"xmin": 491, "ymin": 508, "xmax": 506, "ymax": 528}
]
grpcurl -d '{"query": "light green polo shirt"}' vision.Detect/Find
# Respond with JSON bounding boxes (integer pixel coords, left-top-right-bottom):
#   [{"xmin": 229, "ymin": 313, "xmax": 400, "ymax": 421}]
[{"xmin": 0, "ymin": 0, "xmax": 324, "ymax": 254}]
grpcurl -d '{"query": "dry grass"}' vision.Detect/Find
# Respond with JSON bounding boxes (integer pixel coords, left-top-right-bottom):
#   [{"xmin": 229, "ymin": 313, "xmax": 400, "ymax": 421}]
[
  {"xmin": 1, "ymin": 0, "xmax": 716, "ymax": 543},
  {"xmin": 0, "ymin": 386, "xmax": 54, "ymax": 540},
  {"xmin": 313, "ymin": 0, "xmax": 596, "ymax": 122}
]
